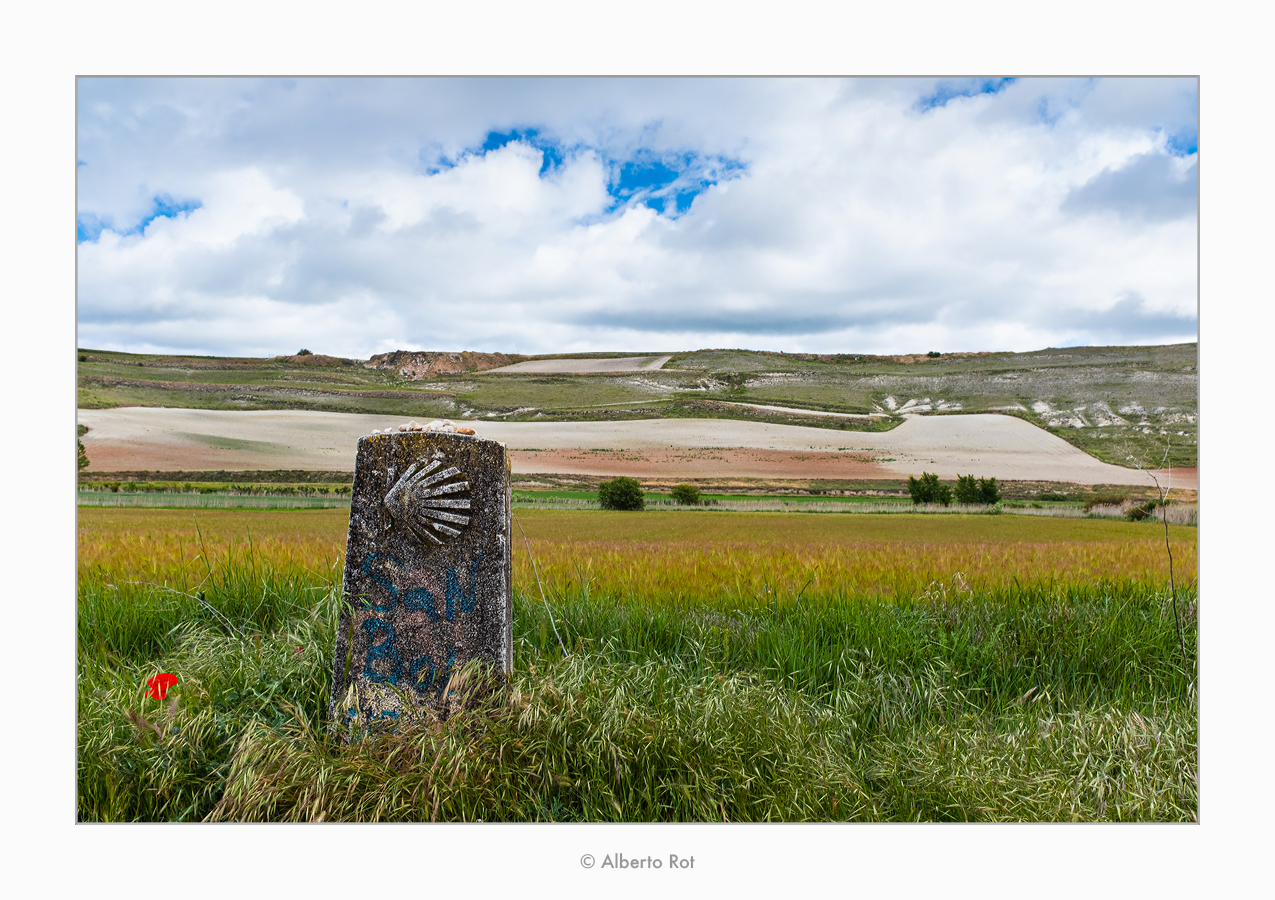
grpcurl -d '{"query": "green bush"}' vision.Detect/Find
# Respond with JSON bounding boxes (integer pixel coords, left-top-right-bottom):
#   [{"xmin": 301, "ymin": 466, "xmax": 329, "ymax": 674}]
[
  {"xmin": 1126, "ymin": 499, "xmax": 1159, "ymax": 522},
  {"xmin": 1083, "ymin": 494, "xmax": 1126, "ymax": 512},
  {"xmin": 670, "ymin": 484, "xmax": 701, "ymax": 505},
  {"xmin": 1038, "ymin": 492, "xmax": 1068, "ymax": 502},
  {"xmin": 955, "ymin": 475, "xmax": 1002, "ymax": 505},
  {"xmin": 77, "ymin": 438, "xmax": 89, "ymax": 471},
  {"xmin": 598, "ymin": 477, "xmax": 645, "ymax": 511},
  {"xmin": 926, "ymin": 351, "xmax": 941, "ymax": 358},
  {"xmin": 907, "ymin": 472, "xmax": 952, "ymax": 506}
]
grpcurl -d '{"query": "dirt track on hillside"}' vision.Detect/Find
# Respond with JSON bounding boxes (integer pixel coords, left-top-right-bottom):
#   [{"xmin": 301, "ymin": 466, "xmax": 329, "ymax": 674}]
[
  {"xmin": 482, "ymin": 355, "xmax": 673, "ymax": 373},
  {"xmin": 77, "ymin": 407, "xmax": 1195, "ymax": 489}
]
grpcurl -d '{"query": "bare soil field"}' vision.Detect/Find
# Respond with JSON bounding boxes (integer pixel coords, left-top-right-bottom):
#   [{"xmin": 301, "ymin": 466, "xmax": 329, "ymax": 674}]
[
  {"xmin": 501, "ymin": 447, "xmax": 889, "ymax": 479},
  {"xmin": 483, "ymin": 355, "xmax": 673, "ymax": 374},
  {"xmin": 77, "ymin": 407, "xmax": 1192, "ymax": 488}
]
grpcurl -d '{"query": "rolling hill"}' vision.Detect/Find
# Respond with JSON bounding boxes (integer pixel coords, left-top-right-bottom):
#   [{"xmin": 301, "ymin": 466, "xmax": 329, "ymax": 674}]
[{"xmin": 77, "ymin": 343, "xmax": 1198, "ymax": 470}]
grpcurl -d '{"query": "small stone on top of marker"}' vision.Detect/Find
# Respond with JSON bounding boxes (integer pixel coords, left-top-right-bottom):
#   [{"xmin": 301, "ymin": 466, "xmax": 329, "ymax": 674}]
[{"xmin": 370, "ymin": 421, "xmax": 473, "ymax": 436}]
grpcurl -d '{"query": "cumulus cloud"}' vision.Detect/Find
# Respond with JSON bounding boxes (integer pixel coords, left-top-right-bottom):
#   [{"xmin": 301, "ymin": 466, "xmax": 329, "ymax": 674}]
[{"xmin": 75, "ymin": 77, "xmax": 1198, "ymax": 357}]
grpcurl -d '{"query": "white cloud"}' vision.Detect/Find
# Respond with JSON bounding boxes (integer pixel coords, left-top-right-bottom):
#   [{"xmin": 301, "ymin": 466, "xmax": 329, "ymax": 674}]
[{"xmin": 76, "ymin": 77, "xmax": 1198, "ymax": 357}]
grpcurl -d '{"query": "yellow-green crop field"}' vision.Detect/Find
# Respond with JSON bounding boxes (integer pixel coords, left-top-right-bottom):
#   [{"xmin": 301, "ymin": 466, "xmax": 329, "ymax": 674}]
[{"xmin": 78, "ymin": 507, "xmax": 1194, "ymax": 597}]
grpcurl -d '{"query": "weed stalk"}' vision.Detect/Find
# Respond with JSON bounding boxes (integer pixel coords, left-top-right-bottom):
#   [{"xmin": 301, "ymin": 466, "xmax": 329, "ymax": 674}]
[{"xmin": 513, "ymin": 511, "xmax": 567, "ymax": 656}]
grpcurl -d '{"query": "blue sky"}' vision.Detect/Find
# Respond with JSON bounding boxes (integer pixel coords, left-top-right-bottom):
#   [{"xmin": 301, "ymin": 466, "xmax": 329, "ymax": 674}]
[{"xmin": 75, "ymin": 77, "xmax": 1197, "ymax": 357}]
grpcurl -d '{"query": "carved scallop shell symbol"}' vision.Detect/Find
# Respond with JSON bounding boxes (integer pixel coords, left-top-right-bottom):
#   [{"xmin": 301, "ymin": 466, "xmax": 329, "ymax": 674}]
[{"xmin": 383, "ymin": 456, "xmax": 471, "ymax": 546}]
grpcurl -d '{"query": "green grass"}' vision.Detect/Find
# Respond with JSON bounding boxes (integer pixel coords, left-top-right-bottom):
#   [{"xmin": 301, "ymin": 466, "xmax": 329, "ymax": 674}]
[
  {"xmin": 76, "ymin": 382, "xmax": 459, "ymax": 419},
  {"xmin": 78, "ymin": 491, "xmax": 353, "ymax": 509},
  {"xmin": 77, "ymin": 509, "xmax": 1196, "ymax": 821},
  {"xmin": 514, "ymin": 489, "xmax": 911, "ymax": 504},
  {"xmin": 78, "ymin": 479, "xmax": 355, "ymax": 507},
  {"xmin": 80, "ymin": 479, "xmax": 351, "ymax": 493},
  {"xmin": 77, "ymin": 489, "xmax": 908, "ymax": 511}
]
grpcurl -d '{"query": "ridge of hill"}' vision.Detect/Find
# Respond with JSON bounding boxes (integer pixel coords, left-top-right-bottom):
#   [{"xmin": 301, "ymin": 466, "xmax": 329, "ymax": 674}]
[
  {"xmin": 77, "ymin": 342, "xmax": 1197, "ymax": 468},
  {"xmin": 363, "ymin": 350, "xmax": 526, "ymax": 378}
]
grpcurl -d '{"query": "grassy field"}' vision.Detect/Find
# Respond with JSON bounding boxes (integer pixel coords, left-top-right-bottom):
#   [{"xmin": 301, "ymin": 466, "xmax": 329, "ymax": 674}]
[
  {"xmin": 78, "ymin": 342, "xmax": 1197, "ymax": 467},
  {"xmin": 81, "ymin": 469, "xmax": 1183, "ymax": 507},
  {"xmin": 77, "ymin": 508, "xmax": 1196, "ymax": 822},
  {"xmin": 76, "ymin": 485, "xmax": 1193, "ymax": 522},
  {"xmin": 77, "ymin": 491, "xmax": 354, "ymax": 509}
]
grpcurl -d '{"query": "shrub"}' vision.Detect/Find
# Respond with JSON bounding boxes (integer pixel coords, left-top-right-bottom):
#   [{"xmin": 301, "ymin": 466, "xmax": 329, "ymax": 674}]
[
  {"xmin": 670, "ymin": 484, "xmax": 701, "ymax": 505},
  {"xmin": 1126, "ymin": 499, "xmax": 1160, "ymax": 522},
  {"xmin": 1038, "ymin": 492, "xmax": 1068, "ymax": 502},
  {"xmin": 598, "ymin": 477, "xmax": 645, "ymax": 511},
  {"xmin": 955, "ymin": 475, "xmax": 1002, "ymax": 505},
  {"xmin": 296, "ymin": 349, "xmax": 312, "ymax": 356},
  {"xmin": 926, "ymin": 350, "xmax": 941, "ymax": 358},
  {"xmin": 907, "ymin": 472, "xmax": 952, "ymax": 506},
  {"xmin": 77, "ymin": 438, "xmax": 89, "ymax": 471},
  {"xmin": 1083, "ymin": 494, "xmax": 1126, "ymax": 512}
]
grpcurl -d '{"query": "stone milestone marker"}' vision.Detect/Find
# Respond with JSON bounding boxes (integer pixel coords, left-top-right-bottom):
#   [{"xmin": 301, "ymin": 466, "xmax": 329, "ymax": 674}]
[{"xmin": 330, "ymin": 429, "xmax": 511, "ymax": 733}]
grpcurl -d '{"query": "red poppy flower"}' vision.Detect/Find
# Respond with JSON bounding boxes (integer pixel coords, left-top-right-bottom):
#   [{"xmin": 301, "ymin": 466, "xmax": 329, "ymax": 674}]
[{"xmin": 145, "ymin": 673, "xmax": 178, "ymax": 699}]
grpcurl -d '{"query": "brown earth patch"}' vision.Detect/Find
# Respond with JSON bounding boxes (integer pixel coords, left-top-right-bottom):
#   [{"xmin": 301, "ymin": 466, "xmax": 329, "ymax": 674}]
[
  {"xmin": 80, "ymin": 440, "xmax": 283, "ymax": 473},
  {"xmin": 507, "ymin": 447, "xmax": 889, "ymax": 479}
]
